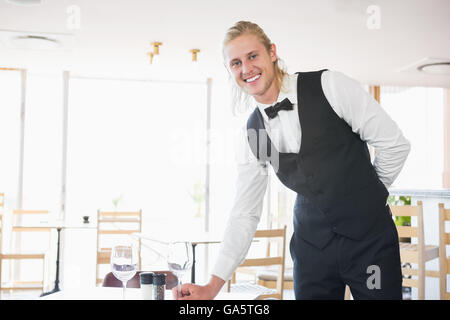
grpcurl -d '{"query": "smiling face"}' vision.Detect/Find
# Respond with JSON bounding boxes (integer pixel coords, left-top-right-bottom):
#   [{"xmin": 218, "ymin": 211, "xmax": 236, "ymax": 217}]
[{"xmin": 224, "ymin": 33, "xmax": 279, "ymax": 104}]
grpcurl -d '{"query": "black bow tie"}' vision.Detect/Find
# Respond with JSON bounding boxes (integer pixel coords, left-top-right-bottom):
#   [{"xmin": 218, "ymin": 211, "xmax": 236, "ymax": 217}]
[{"xmin": 263, "ymin": 98, "xmax": 293, "ymax": 119}]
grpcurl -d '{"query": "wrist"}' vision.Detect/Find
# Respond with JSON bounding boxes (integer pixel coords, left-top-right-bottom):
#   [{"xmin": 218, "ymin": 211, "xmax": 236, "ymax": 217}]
[{"xmin": 206, "ymin": 275, "xmax": 225, "ymax": 296}]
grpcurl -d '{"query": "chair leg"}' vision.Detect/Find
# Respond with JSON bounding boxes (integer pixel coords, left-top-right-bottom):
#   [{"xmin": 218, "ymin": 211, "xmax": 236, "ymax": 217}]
[
  {"xmin": 345, "ymin": 285, "xmax": 351, "ymax": 300},
  {"xmin": 418, "ymin": 267, "xmax": 425, "ymax": 300},
  {"xmin": 440, "ymin": 266, "xmax": 447, "ymax": 300},
  {"xmin": 0, "ymin": 257, "xmax": 2, "ymax": 299}
]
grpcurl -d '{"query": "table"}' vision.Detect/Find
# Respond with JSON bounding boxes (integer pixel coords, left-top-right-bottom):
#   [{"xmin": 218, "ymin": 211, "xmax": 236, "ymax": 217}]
[
  {"xmin": 14, "ymin": 219, "xmax": 97, "ymax": 296},
  {"xmin": 134, "ymin": 233, "xmax": 261, "ymax": 284},
  {"xmin": 188, "ymin": 237, "xmax": 222, "ymax": 284},
  {"xmin": 133, "ymin": 233, "xmax": 222, "ymax": 284},
  {"xmin": 39, "ymin": 286, "xmax": 260, "ymax": 300}
]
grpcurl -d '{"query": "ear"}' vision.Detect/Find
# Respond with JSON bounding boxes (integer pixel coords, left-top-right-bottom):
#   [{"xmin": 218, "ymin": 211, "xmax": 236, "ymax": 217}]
[{"xmin": 269, "ymin": 43, "xmax": 277, "ymax": 63}]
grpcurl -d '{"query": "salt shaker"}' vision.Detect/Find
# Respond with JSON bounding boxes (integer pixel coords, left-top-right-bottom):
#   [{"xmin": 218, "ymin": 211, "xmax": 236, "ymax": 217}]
[
  {"xmin": 152, "ymin": 273, "xmax": 166, "ymax": 300},
  {"xmin": 139, "ymin": 272, "xmax": 154, "ymax": 300}
]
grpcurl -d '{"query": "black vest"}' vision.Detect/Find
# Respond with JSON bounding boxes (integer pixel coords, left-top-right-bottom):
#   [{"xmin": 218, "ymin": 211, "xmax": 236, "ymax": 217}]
[{"xmin": 247, "ymin": 70, "xmax": 391, "ymax": 248}]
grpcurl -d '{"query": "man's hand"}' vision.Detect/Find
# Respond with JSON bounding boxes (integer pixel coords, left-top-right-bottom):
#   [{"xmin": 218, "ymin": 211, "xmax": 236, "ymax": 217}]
[{"xmin": 172, "ymin": 275, "xmax": 225, "ymax": 300}]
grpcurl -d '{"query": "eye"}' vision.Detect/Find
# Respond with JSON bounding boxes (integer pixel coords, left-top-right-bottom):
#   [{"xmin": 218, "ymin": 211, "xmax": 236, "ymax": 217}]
[
  {"xmin": 249, "ymin": 54, "xmax": 257, "ymax": 60},
  {"xmin": 231, "ymin": 60, "xmax": 241, "ymax": 68}
]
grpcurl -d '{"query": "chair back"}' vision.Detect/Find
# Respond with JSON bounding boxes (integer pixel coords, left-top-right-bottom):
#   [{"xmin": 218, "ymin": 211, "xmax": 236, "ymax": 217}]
[
  {"xmin": 96, "ymin": 209, "xmax": 142, "ymax": 285},
  {"xmin": 230, "ymin": 226, "xmax": 287, "ymax": 299},
  {"xmin": 389, "ymin": 201, "xmax": 439, "ymax": 299},
  {"xmin": 0, "ymin": 193, "xmax": 4, "ymax": 249},
  {"xmin": 439, "ymin": 203, "xmax": 450, "ymax": 300},
  {"xmin": 11, "ymin": 209, "xmax": 52, "ymax": 252},
  {"xmin": 0, "ymin": 210, "xmax": 49, "ymax": 296},
  {"xmin": 102, "ymin": 270, "xmax": 178, "ymax": 290},
  {"xmin": 12, "ymin": 209, "xmax": 52, "ymax": 233},
  {"xmin": 390, "ymin": 201, "xmax": 425, "ymax": 259},
  {"xmin": 0, "ymin": 214, "xmax": 3, "ymax": 252}
]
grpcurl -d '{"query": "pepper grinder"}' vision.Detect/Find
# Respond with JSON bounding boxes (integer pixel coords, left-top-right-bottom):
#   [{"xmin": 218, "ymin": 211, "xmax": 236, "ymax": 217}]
[{"xmin": 152, "ymin": 273, "xmax": 166, "ymax": 300}]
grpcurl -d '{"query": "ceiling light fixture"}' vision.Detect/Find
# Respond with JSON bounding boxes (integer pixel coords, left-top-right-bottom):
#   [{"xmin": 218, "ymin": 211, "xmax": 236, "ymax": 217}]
[
  {"xmin": 151, "ymin": 42, "xmax": 162, "ymax": 55},
  {"xmin": 5, "ymin": 0, "xmax": 44, "ymax": 6},
  {"xmin": 148, "ymin": 52, "xmax": 155, "ymax": 64},
  {"xmin": 0, "ymin": 29, "xmax": 74, "ymax": 50},
  {"xmin": 10, "ymin": 35, "xmax": 61, "ymax": 49},
  {"xmin": 417, "ymin": 62, "xmax": 450, "ymax": 76},
  {"xmin": 190, "ymin": 49, "xmax": 200, "ymax": 62},
  {"xmin": 398, "ymin": 57, "xmax": 450, "ymax": 76}
]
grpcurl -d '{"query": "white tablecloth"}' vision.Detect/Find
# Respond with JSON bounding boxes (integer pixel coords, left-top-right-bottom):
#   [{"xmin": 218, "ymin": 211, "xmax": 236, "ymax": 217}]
[{"xmin": 40, "ymin": 287, "xmax": 260, "ymax": 300}]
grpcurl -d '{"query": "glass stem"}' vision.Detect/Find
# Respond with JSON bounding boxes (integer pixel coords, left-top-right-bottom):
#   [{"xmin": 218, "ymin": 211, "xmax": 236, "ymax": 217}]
[
  {"xmin": 122, "ymin": 280, "xmax": 127, "ymax": 300},
  {"xmin": 177, "ymin": 278, "xmax": 182, "ymax": 299}
]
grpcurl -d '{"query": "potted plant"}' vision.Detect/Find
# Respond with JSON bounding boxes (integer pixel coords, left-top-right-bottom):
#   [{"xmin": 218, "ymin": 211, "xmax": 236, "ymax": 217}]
[
  {"xmin": 387, "ymin": 195, "xmax": 411, "ymax": 227},
  {"xmin": 188, "ymin": 182, "xmax": 205, "ymax": 219}
]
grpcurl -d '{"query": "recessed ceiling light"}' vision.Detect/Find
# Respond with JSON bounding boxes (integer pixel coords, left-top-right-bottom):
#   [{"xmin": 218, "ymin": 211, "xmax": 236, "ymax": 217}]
[
  {"xmin": 397, "ymin": 57, "xmax": 450, "ymax": 76},
  {"xmin": 10, "ymin": 35, "xmax": 61, "ymax": 49},
  {"xmin": 0, "ymin": 30, "xmax": 74, "ymax": 50},
  {"xmin": 5, "ymin": 0, "xmax": 44, "ymax": 6},
  {"xmin": 417, "ymin": 62, "xmax": 450, "ymax": 76}
]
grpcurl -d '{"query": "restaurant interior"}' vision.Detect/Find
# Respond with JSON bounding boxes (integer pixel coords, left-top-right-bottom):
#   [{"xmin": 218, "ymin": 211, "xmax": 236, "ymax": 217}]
[{"xmin": 0, "ymin": 0, "xmax": 449, "ymax": 300}]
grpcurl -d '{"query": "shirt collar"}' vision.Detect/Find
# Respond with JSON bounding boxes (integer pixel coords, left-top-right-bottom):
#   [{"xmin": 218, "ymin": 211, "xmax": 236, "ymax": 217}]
[{"xmin": 255, "ymin": 73, "xmax": 298, "ymax": 122}]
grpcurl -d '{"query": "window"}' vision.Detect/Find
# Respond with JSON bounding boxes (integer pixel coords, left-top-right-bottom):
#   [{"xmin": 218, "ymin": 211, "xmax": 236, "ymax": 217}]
[
  {"xmin": 380, "ymin": 86, "xmax": 444, "ymax": 189},
  {"xmin": 0, "ymin": 70, "xmax": 21, "ymax": 209},
  {"xmin": 22, "ymin": 74, "xmax": 62, "ymax": 212},
  {"xmin": 66, "ymin": 77, "xmax": 207, "ymax": 269}
]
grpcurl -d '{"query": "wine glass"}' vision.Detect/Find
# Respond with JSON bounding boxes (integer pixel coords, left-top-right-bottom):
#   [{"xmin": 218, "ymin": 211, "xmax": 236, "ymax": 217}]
[
  {"xmin": 167, "ymin": 241, "xmax": 193, "ymax": 299},
  {"xmin": 110, "ymin": 241, "xmax": 138, "ymax": 300}
]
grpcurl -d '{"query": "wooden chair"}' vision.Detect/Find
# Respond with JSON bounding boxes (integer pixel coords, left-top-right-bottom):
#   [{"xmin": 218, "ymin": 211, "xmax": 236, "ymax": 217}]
[
  {"xmin": 241, "ymin": 204, "xmax": 293, "ymax": 292},
  {"xmin": 0, "ymin": 210, "xmax": 50, "ymax": 297},
  {"xmin": 254, "ymin": 235, "xmax": 293, "ymax": 291},
  {"xmin": 226, "ymin": 226, "xmax": 287, "ymax": 300},
  {"xmin": 439, "ymin": 203, "xmax": 450, "ymax": 300},
  {"xmin": 389, "ymin": 201, "xmax": 439, "ymax": 299},
  {"xmin": 96, "ymin": 209, "xmax": 142, "ymax": 285},
  {"xmin": 256, "ymin": 268, "xmax": 293, "ymax": 291},
  {"xmin": 102, "ymin": 270, "xmax": 178, "ymax": 290},
  {"xmin": 0, "ymin": 193, "xmax": 4, "ymax": 209}
]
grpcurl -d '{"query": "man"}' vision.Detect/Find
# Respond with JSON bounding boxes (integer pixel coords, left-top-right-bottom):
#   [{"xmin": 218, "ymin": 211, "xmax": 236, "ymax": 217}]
[{"xmin": 175, "ymin": 21, "xmax": 410, "ymax": 300}]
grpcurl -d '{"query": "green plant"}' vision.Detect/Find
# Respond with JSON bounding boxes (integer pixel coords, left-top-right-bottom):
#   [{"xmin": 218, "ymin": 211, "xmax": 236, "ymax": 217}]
[
  {"xmin": 112, "ymin": 194, "xmax": 124, "ymax": 209},
  {"xmin": 188, "ymin": 182, "xmax": 205, "ymax": 218},
  {"xmin": 387, "ymin": 195, "xmax": 411, "ymax": 226}
]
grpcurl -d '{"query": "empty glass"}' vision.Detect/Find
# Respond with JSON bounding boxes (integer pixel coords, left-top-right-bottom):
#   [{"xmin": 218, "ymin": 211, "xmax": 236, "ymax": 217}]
[
  {"xmin": 111, "ymin": 242, "xmax": 138, "ymax": 299},
  {"xmin": 167, "ymin": 241, "xmax": 193, "ymax": 299}
]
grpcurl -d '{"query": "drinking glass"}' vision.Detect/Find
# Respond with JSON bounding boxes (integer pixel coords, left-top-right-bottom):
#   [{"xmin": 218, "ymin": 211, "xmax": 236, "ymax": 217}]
[
  {"xmin": 111, "ymin": 242, "xmax": 138, "ymax": 299},
  {"xmin": 167, "ymin": 241, "xmax": 193, "ymax": 299}
]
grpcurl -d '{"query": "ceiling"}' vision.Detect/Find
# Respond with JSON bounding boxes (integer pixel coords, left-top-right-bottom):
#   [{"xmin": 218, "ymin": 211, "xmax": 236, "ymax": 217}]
[{"xmin": 0, "ymin": 0, "xmax": 449, "ymax": 87}]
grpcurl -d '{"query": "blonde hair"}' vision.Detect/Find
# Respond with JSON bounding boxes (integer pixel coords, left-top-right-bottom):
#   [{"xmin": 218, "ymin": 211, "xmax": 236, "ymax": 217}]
[{"xmin": 222, "ymin": 21, "xmax": 288, "ymax": 115}]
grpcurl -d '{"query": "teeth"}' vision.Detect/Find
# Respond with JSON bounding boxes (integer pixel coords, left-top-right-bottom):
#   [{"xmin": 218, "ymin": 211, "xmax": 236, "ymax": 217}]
[{"xmin": 245, "ymin": 74, "xmax": 261, "ymax": 83}]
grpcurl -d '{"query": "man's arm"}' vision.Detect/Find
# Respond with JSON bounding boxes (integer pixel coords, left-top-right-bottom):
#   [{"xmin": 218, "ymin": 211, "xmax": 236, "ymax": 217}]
[
  {"xmin": 210, "ymin": 160, "xmax": 268, "ymax": 281},
  {"xmin": 322, "ymin": 70, "xmax": 411, "ymax": 188},
  {"xmin": 175, "ymin": 127, "xmax": 268, "ymax": 300}
]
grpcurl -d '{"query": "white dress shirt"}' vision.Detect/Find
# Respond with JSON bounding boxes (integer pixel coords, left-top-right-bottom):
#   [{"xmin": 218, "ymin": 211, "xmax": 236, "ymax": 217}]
[{"xmin": 211, "ymin": 70, "xmax": 411, "ymax": 282}]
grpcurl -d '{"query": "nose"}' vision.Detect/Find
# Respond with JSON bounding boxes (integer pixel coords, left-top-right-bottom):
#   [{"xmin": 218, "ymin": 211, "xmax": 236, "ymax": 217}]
[{"xmin": 241, "ymin": 59, "xmax": 251, "ymax": 75}]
